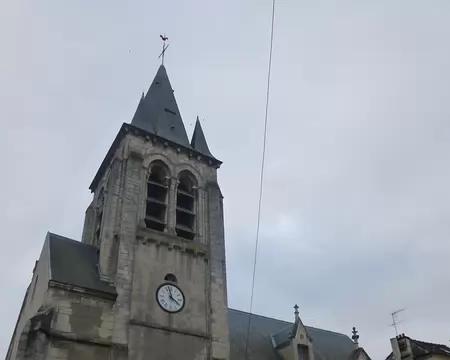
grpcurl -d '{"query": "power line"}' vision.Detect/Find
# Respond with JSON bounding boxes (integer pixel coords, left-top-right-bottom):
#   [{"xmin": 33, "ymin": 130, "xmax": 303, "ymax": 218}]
[{"xmin": 244, "ymin": 0, "xmax": 277, "ymax": 358}]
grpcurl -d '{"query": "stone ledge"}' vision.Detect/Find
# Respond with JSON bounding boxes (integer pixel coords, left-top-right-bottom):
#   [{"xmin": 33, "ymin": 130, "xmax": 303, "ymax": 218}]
[
  {"xmin": 130, "ymin": 318, "xmax": 211, "ymax": 340},
  {"xmin": 136, "ymin": 228, "xmax": 209, "ymax": 258},
  {"xmin": 28, "ymin": 323, "xmax": 127, "ymax": 351},
  {"xmin": 49, "ymin": 281, "xmax": 117, "ymax": 301}
]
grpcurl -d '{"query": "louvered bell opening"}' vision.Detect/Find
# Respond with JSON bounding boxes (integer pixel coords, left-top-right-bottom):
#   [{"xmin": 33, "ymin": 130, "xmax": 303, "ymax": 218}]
[
  {"xmin": 176, "ymin": 172, "xmax": 196, "ymax": 240},
  {"xmin": 145, "ymin": 164, "xmax": 168, "ymax": 232}
]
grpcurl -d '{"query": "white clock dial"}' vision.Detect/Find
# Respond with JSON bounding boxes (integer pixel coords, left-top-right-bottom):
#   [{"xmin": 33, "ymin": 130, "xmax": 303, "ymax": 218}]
[{"xmin": 156, "ymin": 283, "xmax": 185, "ymax": 313}]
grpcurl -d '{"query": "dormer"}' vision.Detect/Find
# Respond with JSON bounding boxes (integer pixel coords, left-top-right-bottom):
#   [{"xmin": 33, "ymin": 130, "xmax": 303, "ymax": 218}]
[{"xmin": 271, "ymin": 305, "xmax": 314, "ymax": 360}]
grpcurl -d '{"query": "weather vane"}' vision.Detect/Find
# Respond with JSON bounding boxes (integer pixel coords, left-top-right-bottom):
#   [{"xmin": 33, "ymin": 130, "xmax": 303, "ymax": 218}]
[{"xmin": 158, "ymin": 34, "xmax": 170, "ymax": 65}]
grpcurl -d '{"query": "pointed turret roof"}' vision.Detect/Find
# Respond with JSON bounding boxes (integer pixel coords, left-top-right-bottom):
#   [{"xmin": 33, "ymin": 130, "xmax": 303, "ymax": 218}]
[
  {"xmin": 89, "ymin": 66, "xmax": 222, "ymax": 192},
  {"xmin": 131, "ymin": 65, "xmax": 191, "ymax": 147},
  {"xmin": 191, "ymin": 117, "xmax": 216, "ymax": 159}
]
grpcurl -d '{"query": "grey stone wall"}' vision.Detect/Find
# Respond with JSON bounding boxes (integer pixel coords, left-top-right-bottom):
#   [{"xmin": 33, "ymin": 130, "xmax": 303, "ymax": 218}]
[
  {"xmin": 84, "ymin": 131, "xmax": 230, "ymax": 359},
  {"xmin": 43, "ymin": 288, "xmax": 115, "ymax": 343},
  {"xmin": 129, "ymin": 326, "xmax": 208, "ymax": 360},
  {"xmin": 130, "ymin": 240, "xmax": 208, "ymax": 335},
  {"xmin": 8, "ymin": 235, "xmax": 52, "ymax": 360},
  {"xmin": 9, "ymin": 121, "xmax": 232, "ymax": 360},
  {"xmin": 98, "ymin": 156, "xmax": 124, "ymax": 280},
  {"xmin": 46, "ymin": 339, "xmax": 111, "ymax": 360},
  {"xmin": 207, "ymin": 182, "xmax": 230, "ymax": 360},
  {"xmin": 111, "ymin": 149, "xmax": 142, "ymax": 347},
  {"xmin": 81, "ymin": 202, "xmax": 94, "ymax": 245},
  {"xmin": 11, "ymin": 287, "xmax": 121, "ymax": 360}
]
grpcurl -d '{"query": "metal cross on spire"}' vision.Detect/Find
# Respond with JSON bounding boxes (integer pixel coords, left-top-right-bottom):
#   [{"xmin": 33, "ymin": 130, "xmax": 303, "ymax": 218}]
[{"xmin": 158, "ymin": 34, "xmax": 170, "ymax": 65}]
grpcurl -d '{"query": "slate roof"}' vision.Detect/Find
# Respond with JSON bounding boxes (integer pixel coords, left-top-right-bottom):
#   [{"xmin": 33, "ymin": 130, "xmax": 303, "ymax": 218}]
[
  {"xmin": 191, "ymin": 117, "xmax": 216, "ymax": 159},
  {"xmin": 305, "ymin": 327, "xmax": 358, "ymax": 360},
  {"xmin": 272, "ymin": 324, "xmax": 294, "ymax": 348},
  {"xmin": 90, "ymin": 66, "xmax": 221, "ymax": 191},
  {"xmin": 47, "ymin": 233, "xmax": 116, "ymax": 296},
  {"xmin": 386, "ymin": 338, "xmax": 450, "ymax": 360},
  {"xmin": 413, "ymin": 340, "xmax": 450, "ymax": 356},
  {"xmin": 348, "ymin": 347, "xmax": 371, "ymax": 360},
  {"xmin": 228, "ymin": 309, "xmax": 357, "ymax": 360},
  {"xmin": 412, "ymin": 340, "xmax": 450, "ymax": 357},
  {"xmin": 131, "ymin": 65, "xmax": 191, "ymax": 148}
]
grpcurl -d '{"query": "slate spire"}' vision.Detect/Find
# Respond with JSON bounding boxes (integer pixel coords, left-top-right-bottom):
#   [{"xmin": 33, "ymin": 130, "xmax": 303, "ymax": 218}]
[
  {"xmin": 191, "ymin": 116, "xmax": 216, "ymax": 159},
  {"xmin": 131, "ymin": 65, "xmax": 190, "ymax": 147}
]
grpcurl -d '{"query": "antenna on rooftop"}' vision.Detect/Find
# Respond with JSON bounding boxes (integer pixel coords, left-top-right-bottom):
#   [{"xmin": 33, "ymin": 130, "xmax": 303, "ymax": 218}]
[{"xmin": 390, "ymin": 308, "xmax": 406, "ymax": 336}]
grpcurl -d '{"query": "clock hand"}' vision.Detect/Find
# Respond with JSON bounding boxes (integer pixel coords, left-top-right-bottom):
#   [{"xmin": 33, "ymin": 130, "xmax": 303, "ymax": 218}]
[
  {"xmin": 165, "ymin": 285, "xmax": 181, "ymax": 306},
  {"xmin": 167, "ymin": 286, "xmax": 178, "ymax": 302},
  {"xmin": 170, "ymin": 297, "xmax": 181, "ymax": 306}
]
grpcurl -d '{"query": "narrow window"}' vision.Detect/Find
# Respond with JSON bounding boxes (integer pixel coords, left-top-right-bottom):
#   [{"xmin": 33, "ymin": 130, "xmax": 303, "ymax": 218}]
[
  {"xmin": 94, "ymin": 189, "xmax": 104, "ymax": 246},
  {"xmin": 145, "ymin": 162, "xmax": 168, "ymax": 232},
  {"xmin": 176, "ymin": 171, "xmax": 196, "ymax": 240},
  {"xmin": 298, "ymin": 345, "xmax": 309, "ymax": 360}
]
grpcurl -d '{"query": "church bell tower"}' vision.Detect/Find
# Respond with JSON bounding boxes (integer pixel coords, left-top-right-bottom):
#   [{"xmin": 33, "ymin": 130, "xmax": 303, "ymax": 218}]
[{"xmin": 81, "ymin": 65, "xmax": 230, "ymax": 360}]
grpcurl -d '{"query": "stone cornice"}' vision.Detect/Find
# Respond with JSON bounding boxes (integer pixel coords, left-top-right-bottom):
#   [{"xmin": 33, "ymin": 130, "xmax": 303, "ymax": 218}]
[
  {"xmin": 90, "ymin": 123, "xmax": 221, "ymax": 192},
  {"xmin": 136, "ymin": 227, "xmax": 209, "ymax": 259}
]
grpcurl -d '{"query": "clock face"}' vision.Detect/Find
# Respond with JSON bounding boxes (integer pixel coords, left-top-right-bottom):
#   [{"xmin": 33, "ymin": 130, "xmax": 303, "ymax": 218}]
[{"xmin": 156, "ymin": 283, "xmax": 185, "ymax": 313}]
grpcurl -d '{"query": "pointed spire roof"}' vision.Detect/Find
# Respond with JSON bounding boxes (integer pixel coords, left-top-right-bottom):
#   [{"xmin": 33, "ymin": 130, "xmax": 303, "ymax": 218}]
[
  {"xmin": 191, "ymin": 117, "xmax": 216, "ymax": 159},
  {"xmin": 131, "ymin": 65, "xmax": 190, "ymax": 147}
]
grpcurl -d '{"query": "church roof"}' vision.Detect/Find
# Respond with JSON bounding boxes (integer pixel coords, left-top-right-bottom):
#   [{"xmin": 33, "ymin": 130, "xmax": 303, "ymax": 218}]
[
  {"xmin": 228, "ymin": 309, "xmax": 357, "ymax": 360},
  {"xmin": 191, "ymin": 117, "xmax": 216, "ymax": 159},
  {"xmin": 349, "ymin": 348, "xmax": 371, "ymax": 360},
  {"xmin": 131, "ymin": 65, "xmax": 191, "ymax": 148},
  {"xmin": 47, "ymin": 233, "xmax": 116, "ymax": 297},
  {"xmin": 90, "ymin": 66, "xmax": 221, "ymax": 191}
]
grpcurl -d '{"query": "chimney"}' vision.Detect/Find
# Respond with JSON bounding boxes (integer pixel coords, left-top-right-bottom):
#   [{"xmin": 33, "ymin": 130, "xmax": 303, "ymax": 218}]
[
  {"xmin": 391, "ymin": 334, "xmax": 413, "ymax": 360},
  {"xmin": 294, "ymin": 304, "xmax": 299, "ymax": 321}
]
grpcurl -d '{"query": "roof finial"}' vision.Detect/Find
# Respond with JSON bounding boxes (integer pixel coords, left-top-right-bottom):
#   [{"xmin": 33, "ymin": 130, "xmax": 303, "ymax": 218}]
[
  {"xmin": 294, "ymin": 304, "xmax": 299, "ymax": 321},
  {"xmin": 158, "ymin": 34, "xmax": 170, "ymax": 65},
  {"xmin": 352, "ymin": 327, "xmax": 360, "ymax": 347}
]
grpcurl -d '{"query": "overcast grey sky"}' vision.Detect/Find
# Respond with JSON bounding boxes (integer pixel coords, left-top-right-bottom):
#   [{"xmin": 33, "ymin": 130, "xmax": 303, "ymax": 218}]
[{"xmin": 2, "ymin": 0, "xmax": 450, "ymax": 358}]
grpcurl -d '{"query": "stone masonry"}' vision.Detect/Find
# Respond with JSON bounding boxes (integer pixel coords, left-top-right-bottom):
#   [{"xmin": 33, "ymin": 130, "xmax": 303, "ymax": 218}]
[{"xmin": 6, "ymin": 65, "xmax": 230, "ymax": 360}]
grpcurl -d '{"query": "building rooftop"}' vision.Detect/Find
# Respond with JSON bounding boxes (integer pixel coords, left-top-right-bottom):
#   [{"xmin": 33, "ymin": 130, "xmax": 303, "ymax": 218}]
[
  {"xmin": 387, "ymin": 335, "xmax": 450, "ymax": 360},
  {"xmin": 47, "ymin": 233, "xmax": 116, "ymax": 296}
]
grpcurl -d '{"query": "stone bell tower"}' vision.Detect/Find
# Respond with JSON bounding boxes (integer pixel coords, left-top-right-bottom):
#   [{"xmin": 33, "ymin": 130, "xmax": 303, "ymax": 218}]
[{"xmin": 81, "ymin": 65, "xmax": 230, "ymax": 360}]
